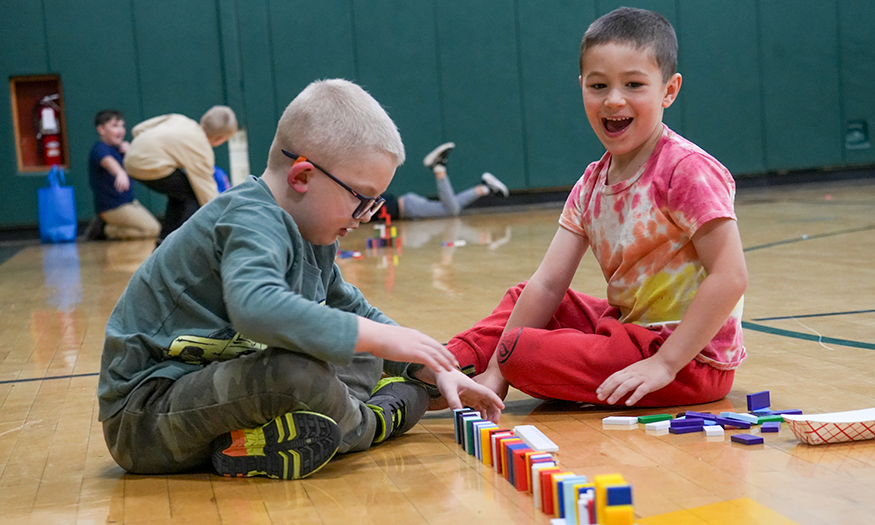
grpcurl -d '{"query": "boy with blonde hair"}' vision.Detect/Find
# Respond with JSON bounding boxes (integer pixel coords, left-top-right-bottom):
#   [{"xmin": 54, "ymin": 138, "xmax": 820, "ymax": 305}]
[
  {"xmin": 124, "ymin": 105, "xmax": 238, "ymax": 243},
  {"xmin": 99, "ymin": 79, "xmax": 503, "ymax": 480},
  {"xmin": 443, "ymin": 8, "xmax": 748, "ymax": 408}
]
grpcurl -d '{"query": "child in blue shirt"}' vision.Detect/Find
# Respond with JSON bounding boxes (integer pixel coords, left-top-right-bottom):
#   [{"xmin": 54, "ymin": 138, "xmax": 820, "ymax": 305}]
[{"xmin": 87, "ymin": 110, "xmax": 160, "ymax": 240}]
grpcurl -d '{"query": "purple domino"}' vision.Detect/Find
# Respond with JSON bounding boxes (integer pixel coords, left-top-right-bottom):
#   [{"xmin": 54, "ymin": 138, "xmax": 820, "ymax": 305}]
[
  {"xmin": 669, "ymin": 425, "xmax": 704, "ymax": 434},
  {"xmin": 670, "ymin": 417, "xmax": 705, "ymax": 428},
  {"xmin": 747, "ymin": 391, "xmax": 771, "ymax": 412},
  {"xmin": 713, "ymin": 416, "xmax": 751, "ymax": 429},
  {"xmin": 769, "ymin": 409, "xmax": 803, "ymax": 415},
  {"xmin": 761, "ymin": 421, "xmax": 782, "ymax": 433},
  {"xmin": 731, "ymin": 433, "xmax": 764, "ymax": 445}
]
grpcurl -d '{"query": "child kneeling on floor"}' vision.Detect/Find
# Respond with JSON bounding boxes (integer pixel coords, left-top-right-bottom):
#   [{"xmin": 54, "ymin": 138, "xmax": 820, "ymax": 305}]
[{"xmin": 98, "ymin": 79, "xmax": 503, "ymax": 480}]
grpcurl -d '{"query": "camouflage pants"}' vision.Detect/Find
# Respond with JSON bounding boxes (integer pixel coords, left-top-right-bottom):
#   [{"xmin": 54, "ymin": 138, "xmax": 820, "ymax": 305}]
[{"xmin": 102, "ymin": 348, "xmax": 381, "ymax": 474}]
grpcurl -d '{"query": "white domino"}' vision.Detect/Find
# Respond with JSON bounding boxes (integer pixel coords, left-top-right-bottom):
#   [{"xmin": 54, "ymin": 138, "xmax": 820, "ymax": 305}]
[
  {"xmin": 602, "ymin": 416, "xmax": 639, "ymax": 426},
  {"xmin": 644, "ymin": 420, "xmax": 670, "ymax": 431},
  {"xmin": 513, "ymin": 424, "xmax": 559, "ymax": 453},
  {"xmin": 705, "ymin": 425, "xmax": 725, "ymax": 437}
]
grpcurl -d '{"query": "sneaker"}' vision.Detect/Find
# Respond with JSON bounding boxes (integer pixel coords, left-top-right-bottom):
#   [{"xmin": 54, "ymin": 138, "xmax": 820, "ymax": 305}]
[
  {"xmin": 423, "ymin": 142, "xmax": 455, "ymax": 169},
  {"xmin": 481, "ymin": 172, "xmax": 509, "ymax": 198},
  {"xmin": 82, "ymin": 215, "xmax": 107, "ymax": 241},
  {"xmin": 210, "ymin": 411, "xmax": 341, "ymax": 480},
  {"xmin": 367, "ymin": 377, "xmax": 430, "ymax": 445}
]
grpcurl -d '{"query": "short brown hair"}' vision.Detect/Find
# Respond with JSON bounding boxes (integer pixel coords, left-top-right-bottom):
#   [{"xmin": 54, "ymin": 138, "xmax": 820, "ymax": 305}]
[{"xmin": 579, "ymin": 7, "xmax": 677, "ymax": 82}]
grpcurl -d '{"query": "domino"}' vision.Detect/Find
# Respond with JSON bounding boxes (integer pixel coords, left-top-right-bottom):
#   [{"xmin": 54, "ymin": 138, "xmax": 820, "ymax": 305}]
[
  {"xmin": 670, "ymin": 417, "xmax": 705, "ymax": 427},
  {"xmin": 539, "ymin": 467, "xmax": 562, "ymax": 511},
  {"xmin": 532, "ymin": 463, "xmax": 559, "ymax": 509},
  {"xmin": 593, "ymin": 474, "xmax": 626, "ymax": 524},
  {"xmin": 602, "ymin": 416, "xmax": 638, "ymax": 426},
  {"xmin": 731, "ymin": 433, "xmax": 764, "ymax": 445},
  {"xmin": 747, "ymin": 391, "xmax": 771, "ymax": 412},
  {"xmin": 453, "ymin": 409, "xmax": 478, "ymax": 444},
  {"xmin": 669, "ymin": 425, "xmax": 703, "ymax": 434},
  {"xmin": 637, "ymin": 414, "xmax": 673, "ymax": 424},
  {"xmin": 577, "ymin": 491, "xmax": 596, "ymax": 525},
  {"xmin": 720, "ymin": 412, "xmax": 759, "ymax": 425},
  {"xmin": 768, "ymin": 409, "xmax": 803, "ymax": 415},
  {"xmin": 644, "ymin": 420, "xmax": 670, "ymax": 432},
  {"xmin": 472, "ymin": 421, "xmax": 497, "ymax": 459},
  {"xmin": 704, "ymin": 425, "xmax": 725, "ymax": 437},
  {"xmin": 761, "ymin": 421, "xmax": 782, "ymax": 433},
  {"xmin": 526, "ymin": 453, "xmax": 555, "ymax": 493},
  {"xmin": 713, "ymin": 416, "xmax": 751, "ymax": 429},
  {"xmin": 481, "ymin": 428, "xmax": 513, "ymax": 467},
  {"xmin": 459, "ymin": 413, "xmax": 482, "ymax": 451},
  {"xmin": 606, "ymin": 484, "xmax": 633, "ymax": 506},
  {"xmin": 490, "ymin": 432, "xmax": 514, "ymax": 472},
  {"xmin": 513, "ymin": 424, "xmax": 559, "ymax": 453},
  {"xmin": 507, "ymin": 443, "xmax": 532, "ymax": 486},
  {"xmin": 558, "ymin": 475, "xmax": 589, "ymax": 519}
]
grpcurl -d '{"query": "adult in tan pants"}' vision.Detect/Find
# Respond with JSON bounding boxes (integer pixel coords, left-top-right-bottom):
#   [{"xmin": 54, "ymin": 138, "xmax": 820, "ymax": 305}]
[{"xmin": 124, "ymin": 106, "xmax": 237, "ymax": 244}]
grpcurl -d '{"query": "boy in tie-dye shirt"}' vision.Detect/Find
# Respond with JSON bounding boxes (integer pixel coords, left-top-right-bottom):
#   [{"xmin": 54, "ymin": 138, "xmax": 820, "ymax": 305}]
[{"xmin": 443, "ymin": 7, "xmax": 747, "ymax": 407}]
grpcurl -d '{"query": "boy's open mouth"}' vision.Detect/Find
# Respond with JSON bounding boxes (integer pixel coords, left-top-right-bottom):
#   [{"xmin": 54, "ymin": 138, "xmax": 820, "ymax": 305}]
[{"xmin": 604, "ymin": 117, "xmax": 632, "ymax": 133}]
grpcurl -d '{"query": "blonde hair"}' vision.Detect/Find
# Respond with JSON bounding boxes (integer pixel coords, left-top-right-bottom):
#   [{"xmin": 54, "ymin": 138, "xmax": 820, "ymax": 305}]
[
  {"xmin": 200, "ymin": 105, "xmax": 238, "ymax": 139},
  {"xmin": 268, "ymin": 79, "xmax": 405, "ymax": 170}
]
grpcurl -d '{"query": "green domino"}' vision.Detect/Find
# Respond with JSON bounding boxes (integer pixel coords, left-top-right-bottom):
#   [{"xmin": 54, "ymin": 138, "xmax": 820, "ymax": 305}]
[
  {"xmin": 638, "ymin": 414, "xmax": 674, "ymax": 424},
  {"xmin": 757, "ymin": 414, "xmax": 784, "ymax": 424}
]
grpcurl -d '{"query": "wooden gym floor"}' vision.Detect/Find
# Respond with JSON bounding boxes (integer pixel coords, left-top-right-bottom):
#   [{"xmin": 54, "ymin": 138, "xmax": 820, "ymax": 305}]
[{"xmin": 0, "ymin": 177, "xmax": 873, "ymax": 524}]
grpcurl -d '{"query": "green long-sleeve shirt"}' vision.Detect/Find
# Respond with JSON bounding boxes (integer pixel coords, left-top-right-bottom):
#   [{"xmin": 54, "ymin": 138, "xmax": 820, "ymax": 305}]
[{"xmin": 98, "ymin": 176, "xmax": 403, "ymax": 421}]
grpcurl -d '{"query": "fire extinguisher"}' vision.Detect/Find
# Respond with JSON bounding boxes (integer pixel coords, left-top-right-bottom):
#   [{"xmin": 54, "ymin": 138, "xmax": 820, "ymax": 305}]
[{"xmin": 35, "ymin": 94, "xmax": 62, "ymax": 166}]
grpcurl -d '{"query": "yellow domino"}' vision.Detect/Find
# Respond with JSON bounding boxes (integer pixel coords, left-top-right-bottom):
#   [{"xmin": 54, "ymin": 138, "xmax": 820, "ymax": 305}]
[
  {"xmin": 594, "ymin": 473, "xmax": 626, "ymax": 524},
  {"xmin": 480, "ymin": 426, "xmax": 495, "ymax": 465},
  {"xmin": 603, "ymin": 504, "xmax": 634, "ymax": 525}
]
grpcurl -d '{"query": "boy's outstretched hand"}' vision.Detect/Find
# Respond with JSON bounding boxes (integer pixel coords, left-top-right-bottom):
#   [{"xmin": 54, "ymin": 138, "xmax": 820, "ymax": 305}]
[
  {"xmin": 356, "ymin": 318, "xmax": 459, "ymax": 374},
  {"xmin": 432, "ymin": 369, "xmax": 504, "ymax": 423}
]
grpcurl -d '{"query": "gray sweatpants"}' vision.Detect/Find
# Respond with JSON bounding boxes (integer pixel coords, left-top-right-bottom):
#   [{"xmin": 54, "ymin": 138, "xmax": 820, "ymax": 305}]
[
  {"xmin": 399, "ymin": 175, "xmax": 481, "ymax": 219},
  {"xmin": 102, "ymin": 348, "xmax": 381, "ymax": 474}
]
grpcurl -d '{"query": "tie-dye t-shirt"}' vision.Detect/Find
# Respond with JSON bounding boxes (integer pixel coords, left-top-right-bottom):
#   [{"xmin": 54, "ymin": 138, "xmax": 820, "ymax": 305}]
[{"xmin": 559, "ymin": 126, "xmax": 745, "ymax": 370}]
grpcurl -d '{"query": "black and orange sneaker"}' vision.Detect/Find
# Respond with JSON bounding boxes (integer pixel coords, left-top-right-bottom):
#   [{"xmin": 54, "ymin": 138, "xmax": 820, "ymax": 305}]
[
  {"xmin": 210, "ymin": 411, "xmax": 341, "ymax": 479},
  {"xmin": 366, "ymin": 377, "xmax": 430, "ymax": 445}
]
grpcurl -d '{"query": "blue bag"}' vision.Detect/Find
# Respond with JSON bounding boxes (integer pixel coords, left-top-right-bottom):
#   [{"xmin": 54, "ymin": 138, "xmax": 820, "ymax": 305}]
[
  {"xmin": 38, "ymin": 165, "xmax": 78, "ymax": 243},
  {"xmin": 214, "ymin": 166, "xmax": 231, "ymax": 193}
]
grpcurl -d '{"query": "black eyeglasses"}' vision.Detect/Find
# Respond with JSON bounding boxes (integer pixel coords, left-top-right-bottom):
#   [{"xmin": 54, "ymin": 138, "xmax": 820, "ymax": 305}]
[{"xmin": 282, "ymin": 149, "xmax": 385, "ymax": 220}]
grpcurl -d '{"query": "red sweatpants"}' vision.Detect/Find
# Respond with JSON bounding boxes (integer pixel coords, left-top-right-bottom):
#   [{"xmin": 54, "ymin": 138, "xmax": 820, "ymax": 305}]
[{"xmin": 447, "ymin": 283, "xmax": 734, "ymax": 407}]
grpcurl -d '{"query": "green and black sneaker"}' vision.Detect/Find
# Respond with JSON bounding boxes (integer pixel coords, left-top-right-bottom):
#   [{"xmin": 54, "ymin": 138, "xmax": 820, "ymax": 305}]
[
  {"xmin": 366, "ymin": 377, "xmax": 430, "ymax": 445},
  {"xmin": 210, "ymin": 411, "xmax": 341, "ymax": 480}
]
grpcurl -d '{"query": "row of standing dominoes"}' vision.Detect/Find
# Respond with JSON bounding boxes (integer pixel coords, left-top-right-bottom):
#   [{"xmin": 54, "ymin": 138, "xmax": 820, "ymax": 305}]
[
  {"xmin": 601, "ymin": 391, "xmax": 801, "ymax": 445},
  {"xmin": 453, "ymin": 408, "xmax": 634, "ymax": 525},
  {"xmin": 367, "ymin": 210, "xmax": 399, "ymax": 249}
]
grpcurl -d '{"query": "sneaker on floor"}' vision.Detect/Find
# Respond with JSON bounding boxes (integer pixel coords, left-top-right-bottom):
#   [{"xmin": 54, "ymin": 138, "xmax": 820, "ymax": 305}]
[
  {"xmin": 481, "ymin": 172, "xmax": 509, "ymax": 198},
  {"xmin": 367, "ymin": 377, "xmax": 430, "ymax": 445},
  {"xmin": 210, "ymin": 411, "xmax": 341, "ymax": 480},
  {"xmin": 423, "ymin": 142, "xmax": 455, "ymax": 169},
  {"xmin": 82, "ymin": 215, "xmax": 107, "ymax": 241}
]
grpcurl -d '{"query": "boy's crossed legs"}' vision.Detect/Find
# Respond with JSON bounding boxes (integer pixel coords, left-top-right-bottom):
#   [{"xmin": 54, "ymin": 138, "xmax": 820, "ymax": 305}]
[
  {"xmin": 102, "ymin": 348, "xmax": 428, "ymax": 478},
  {"xmin": 447, "ymin": 283, "xmax": 734, "ymax": 407}
]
